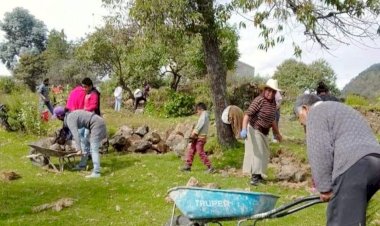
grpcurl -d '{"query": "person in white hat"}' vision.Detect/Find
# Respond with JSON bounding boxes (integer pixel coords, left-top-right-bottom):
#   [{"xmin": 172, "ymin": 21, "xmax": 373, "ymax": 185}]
[{"xmin": 240, "ymin": 78, "xmax": 283, "ymax": 185}]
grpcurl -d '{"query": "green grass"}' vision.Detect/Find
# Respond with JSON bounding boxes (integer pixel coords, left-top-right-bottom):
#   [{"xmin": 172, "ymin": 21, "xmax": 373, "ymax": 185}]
[{"xmin": 1, "ymin": 109, "xmax": 379, "ymax": 226}]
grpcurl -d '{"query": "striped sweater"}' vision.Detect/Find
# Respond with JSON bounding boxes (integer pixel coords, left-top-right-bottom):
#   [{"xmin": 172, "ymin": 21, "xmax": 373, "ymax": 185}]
[{"xmin": 245, "ymin": 95, "xmax": 276, "ymax": 135}]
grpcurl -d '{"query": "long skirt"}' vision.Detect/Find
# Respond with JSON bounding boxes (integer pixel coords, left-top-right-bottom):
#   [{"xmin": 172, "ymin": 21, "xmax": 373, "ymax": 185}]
[{"xmin": 242, "ymin": 125, "xmax": 269, "ymax": 175}]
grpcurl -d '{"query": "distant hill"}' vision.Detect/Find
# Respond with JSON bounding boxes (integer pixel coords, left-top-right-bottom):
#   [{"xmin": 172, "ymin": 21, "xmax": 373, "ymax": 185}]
[
  {"xmin": 342, "ymin": 63, "xmax": 380, "ymax": 99},
  {"xmin": 234, "ymin": 61, "xmax": 255, "ymax": 77}
]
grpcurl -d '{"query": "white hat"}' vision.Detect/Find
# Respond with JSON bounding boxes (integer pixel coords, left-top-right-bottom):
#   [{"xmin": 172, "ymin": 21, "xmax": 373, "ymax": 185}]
[
  {"xmin": 221, "ymin": 106, "xmax": 232, "ymax": 124},
  {"xmin": 264, "ymin": 79, "xmax": 281, "ymax": 92}
]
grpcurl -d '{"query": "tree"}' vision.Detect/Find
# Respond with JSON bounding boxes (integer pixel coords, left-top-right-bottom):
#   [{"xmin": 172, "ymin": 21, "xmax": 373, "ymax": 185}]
[
  {"xmin": 104, "ymin": 0, "xmax": 379, "ymax": 147},
  {"xmin": 230, "ymin": 0, "xmax": 380, "ymax": 54},
  {"xmin": 0, "ymin": 7, "xmax": 47, "ymax": 70},
  {"xmin": 13, "ymin": 53, "xmax": 47, "ymax": 91},
  {"xmin": 273, "ymin": 58, "xmax": 338, "ymax": 98}
]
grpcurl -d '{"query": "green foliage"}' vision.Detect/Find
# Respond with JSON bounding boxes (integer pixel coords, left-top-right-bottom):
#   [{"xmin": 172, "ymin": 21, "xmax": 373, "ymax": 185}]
[
  {"xmin": 0, "ymin": 7, "xmax": 47, "ymax": 70},
  {"xmin": 0, "ymin": 77, "xmax": 23, "ymax": 94},
  {"xmin": 342, "ymin": 63, "xmax": 380, "ymax": 99},
  {"xmin": 345, "ymin": 94, "xmax": 369, "ymax": 107},
  {"xmin": 273, "ymin": 58, "xmax": 338, "ymax": 99},
  {"xmin": 164, "ymin": 91, "xmax": 195, "ymax": 117},
  {"xmin": 2, "ymin": 92, "xmax": 48, "ymax": 135},
  {"xmin": 13, "ymin": 53, "xmax": 47, "ymax": 91}
]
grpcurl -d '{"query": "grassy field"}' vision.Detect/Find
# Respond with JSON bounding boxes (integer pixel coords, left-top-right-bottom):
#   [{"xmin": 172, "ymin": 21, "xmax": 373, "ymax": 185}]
[{"xmin": 1, "ymin": 109, "xmax": 379, "ymax": 226}]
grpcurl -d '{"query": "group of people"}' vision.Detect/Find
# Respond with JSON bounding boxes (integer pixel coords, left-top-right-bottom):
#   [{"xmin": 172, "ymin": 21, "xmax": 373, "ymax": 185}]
[
  {"xmin": 52, "ymin": 78, "xmax": 106, "ymax": 179},
  {"xmin": 38, "ymin": 76, "xmax": 380, "ymax": 224},
  {"xmin": 113, "ymin": 82, "xmax": 151, "ymax": 112},
  {"xmin": 231, "ymin": 78, "xmax": 379, "ymax": 226}
]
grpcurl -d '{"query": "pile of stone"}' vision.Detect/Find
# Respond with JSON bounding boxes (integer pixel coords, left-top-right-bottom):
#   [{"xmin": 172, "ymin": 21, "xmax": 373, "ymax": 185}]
[
  {"xmin": 270, "ymin": 149, "xmax": 310, "ymax": 183},
  {"xmin": 109, "ymin": 122, "xmax": 195, "ymax": 155}
]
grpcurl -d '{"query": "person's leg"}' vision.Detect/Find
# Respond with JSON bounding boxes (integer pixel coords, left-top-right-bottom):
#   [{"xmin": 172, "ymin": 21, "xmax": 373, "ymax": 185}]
[
  {"xmin": 45, "ymin": 101, "xmax": 54, "ymax": 114},
  {"xmin": 242, "ymin": 125, "xmax": 255, "ymax": 175},
  {"xmin": 196, "ymin": 139, "xmax": 212, "ymax": 169},
  {"xmin": 117, "ymin": 98, "xmax": 121, "ymax": 111},
  {"xmin": 184, "ymin": 142, "xmax": 196, "ymax": 168},
  {"xmin": 76, "ymin": 128, "xmax": 89, "ymax": 169},
  {"xmin": 114, "ymin": 98, "xmax": 118, "ymax": 111},
  {"xmin": 86, "ymin": 141, "xmax": 101, "ymax": 178},
  {"xmin": 326, "ymin": 155, "xmax": 380, "ymax": 226}
]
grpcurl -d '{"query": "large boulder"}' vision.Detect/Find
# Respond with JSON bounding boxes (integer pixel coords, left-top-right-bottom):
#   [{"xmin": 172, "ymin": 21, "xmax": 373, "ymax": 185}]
[
  {"xmin": 166, "ymin": 134, "xmax": 188, "ymax": 156},
  {"xmin": 129, "ymin": 140, "xmax": 152, "ymax": 153},
  {"xmin": 109, "ymin": 135, "xmax": 131, "ymax": 152},
  {"xmin": 152, "ymin": 141, "xmax": 170, "ymax": 153},
  {"xmin": 135, "ymin": 125, "xmax": 149, "ymax": 137},
  {"xmin": 144, "ymin": 131, "xmax": 161, "ymax": 144},
  {"xmin": 115, "ymin": 125, "xmax": 133, "ymax": 138}
]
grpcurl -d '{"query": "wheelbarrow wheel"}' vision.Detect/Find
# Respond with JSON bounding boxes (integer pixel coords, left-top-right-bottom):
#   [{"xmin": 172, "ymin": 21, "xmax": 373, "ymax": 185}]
[
  {"xmin": 165, "ymin": 215, "xmax": 204, "ymax": 226},
  {"xmin": 29, "ymin": 148, "xmax": 49, "ymax": 167}
]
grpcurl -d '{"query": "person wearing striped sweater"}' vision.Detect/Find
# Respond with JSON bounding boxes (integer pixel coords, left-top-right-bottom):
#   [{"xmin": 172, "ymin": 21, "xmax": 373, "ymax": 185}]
[{"xmin": 240, "ymin": 79, "xmax": 282, "ymax": 185}]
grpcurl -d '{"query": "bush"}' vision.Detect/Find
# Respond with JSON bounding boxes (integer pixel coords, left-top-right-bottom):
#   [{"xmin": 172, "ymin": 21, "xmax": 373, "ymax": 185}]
[
  {"xmin": 3, "ymin": 92, "xmax": 48, "ymax": 135},
  {"xmin": 345, "ymin": 94, "xmax": 369, "ymax": 107},
  {"xmin": 0, "ymin": 77, "xmax": 23, "ymax": 94},
  {"xmin": 164, "ymin": 91, "xmax": 195, "ymax": 117}
]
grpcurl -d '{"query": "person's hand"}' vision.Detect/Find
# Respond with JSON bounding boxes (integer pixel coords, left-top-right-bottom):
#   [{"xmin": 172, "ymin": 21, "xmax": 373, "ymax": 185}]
[
  {"xmin": 75, "ymin": 150, "xmax": 83, "ymax": 156},
  {"xmin": 240, "ymin": 129, "xmax": 247, "ymax": 139},
  {"xmin": 276, "ymin": 133, "xmax": 283, "ymax": 142},
  {"xmin": 320, "ymin": 191, "xmax": 333, "ymax": 202}
]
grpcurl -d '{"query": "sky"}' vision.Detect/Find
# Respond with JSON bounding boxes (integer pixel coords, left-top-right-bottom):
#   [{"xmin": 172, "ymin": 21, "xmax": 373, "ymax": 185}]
[{"xmin": 0, "ymin": 0, "xmax": 379, "ymax": 89}]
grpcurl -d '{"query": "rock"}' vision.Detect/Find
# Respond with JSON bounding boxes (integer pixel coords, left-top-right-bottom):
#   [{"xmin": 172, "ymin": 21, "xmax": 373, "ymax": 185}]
[
  {"xmin": 135, "ymin": 108, "xmax": 144, "ymax": 114},
  {"xmin": 124, "ymin": 99, "xmax": 134, "ymax": 110},
  {"xmin": 109, "ymin": 135, "xmax": 131, "ymax": 152},
  {"xmin": 152, "ymin": 141, "xmax": 170, "ymax": 153},
  {"xmin": 144, "ymin": 131, "xmax": 161, "ymax": 144},
  {"xmin": 145, "ymin": 148, "xmax": 157, "ymax": 154},
  {"xmin": 135, "ymin": 125, "xmax": 149, "ymax": 137},
  {"xmin": 278, "ymin": 165, "xmax": 299, "ymax": 181},
  {"xmin": 128, "ymin": 134, "xmax": 142, "ymax": 143},
  {"xmin": 115, "ymin": 125, "xmax": 133, "ymax": 138},
  {"xmin": 166, "ymin": 134, "xmax": 188, "ymax": 156},
  {"xmin": 129, "ymin": 140, "xmax": 151, "ymax": 153},
  {"xmin": 173, "ymin": 123, "xmax": 194, "ymax": 139},
  {"xmin": 32, "ymin": 198, "xmax": 74, "ymax": 213}
]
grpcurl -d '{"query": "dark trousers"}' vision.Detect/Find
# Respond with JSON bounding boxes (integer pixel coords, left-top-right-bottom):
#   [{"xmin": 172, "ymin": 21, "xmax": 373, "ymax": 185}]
[
  {"xmin": 185, "ymin": 139, "xmax": 211, "ymax": 168},
  {"xmin": 327, "ymin": 154, "xmax": 380, "ymax": 226},
  {"xmin": 134, "ymin": 96, "xmax": 146, "ymax": 110}
]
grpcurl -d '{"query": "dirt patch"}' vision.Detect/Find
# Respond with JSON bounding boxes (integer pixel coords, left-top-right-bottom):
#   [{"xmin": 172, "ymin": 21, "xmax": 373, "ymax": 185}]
[
  {"xmin": 270, "ymin": 149, "xmax": 311, "ymax": 183},
  {"xmin": 1, "ymin": 171, "xmax": 21, "ymax": 182}
]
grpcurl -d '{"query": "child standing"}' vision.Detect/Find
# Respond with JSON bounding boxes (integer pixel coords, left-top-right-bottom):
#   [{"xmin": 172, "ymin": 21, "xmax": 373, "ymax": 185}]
[{"xmin": 181, "ymin": 102, "xmax": 214, "ymax": 173}]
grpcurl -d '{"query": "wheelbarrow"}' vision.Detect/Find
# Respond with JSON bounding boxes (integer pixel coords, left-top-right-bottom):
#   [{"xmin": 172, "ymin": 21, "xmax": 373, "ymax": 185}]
[
  {"xmin": 27, "ymin": 144, "xmax": 78, "ymax": 172},
  {"xmin": 165, "ymin": 186, "xmax": 322, "ymax": 226}
]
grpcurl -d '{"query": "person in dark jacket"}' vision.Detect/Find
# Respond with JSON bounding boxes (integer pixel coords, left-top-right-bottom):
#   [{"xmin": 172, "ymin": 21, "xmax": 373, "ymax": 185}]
[
  {"xmin": 294, "ymin": 94, "xmax": 380, "ymax": 225},
  {"xmin": 316, "ymin": 81, "xmax": 339, "ymax": 102}
]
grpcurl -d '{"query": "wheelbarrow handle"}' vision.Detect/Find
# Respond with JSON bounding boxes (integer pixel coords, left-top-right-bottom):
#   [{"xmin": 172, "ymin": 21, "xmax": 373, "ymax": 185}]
[{"xmin": 251, "ymin": 195, "xmax": 322, "ymax": 220}]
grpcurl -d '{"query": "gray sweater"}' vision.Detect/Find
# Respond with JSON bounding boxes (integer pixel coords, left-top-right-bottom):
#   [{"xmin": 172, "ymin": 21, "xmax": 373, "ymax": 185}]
[
  {"xmin": 193, "ymin": 111, "xmax": 209, "ymax": 138},
  {"xmin": 64, "ymin": 110, "xmax": 107, "ymax": 150},
  {"xmin": 306, "ymin": 101, "xmax": 380, "ymax": 192}
]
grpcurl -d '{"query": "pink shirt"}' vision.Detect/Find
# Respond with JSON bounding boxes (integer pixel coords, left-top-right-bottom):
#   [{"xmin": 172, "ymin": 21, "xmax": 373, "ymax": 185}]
[
  {"xmin": 65, "ymin": 86, "xmax": 86, "ymax": 111},
  {"xmin": 84, "ymin": 90, "xmax": 99, "ymax": 113}
]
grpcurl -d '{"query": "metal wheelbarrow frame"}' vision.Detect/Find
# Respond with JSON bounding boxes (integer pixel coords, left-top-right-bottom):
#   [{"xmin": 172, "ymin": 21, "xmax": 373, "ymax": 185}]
[
  {"xmin": 166, "ymin": 186, "xmax": 322, "ymax": 226},
  {"xmin": 27, "ymin": 144, "xmax": 78, "ymax": 172}
]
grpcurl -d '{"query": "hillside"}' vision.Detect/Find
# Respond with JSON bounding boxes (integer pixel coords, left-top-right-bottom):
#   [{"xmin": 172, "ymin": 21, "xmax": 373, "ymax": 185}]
[{"xmin": 342, "ymin": 63, "xmax": 380, "ymax": 99}]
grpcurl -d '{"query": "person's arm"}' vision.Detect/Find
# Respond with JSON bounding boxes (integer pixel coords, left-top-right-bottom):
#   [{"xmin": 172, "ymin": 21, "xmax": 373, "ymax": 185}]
[
  {"xmin": 271, "ymin": 120, "xmax": 282, "ymax": 141},
  {"xmin": 193, "ymin": 111, "xmax": 206, "ymax": 136},
  {"xmin": 240, "ymin": 97, "xmax": 262, "ymax": 138},
  {"xmin": 66, "ymin": 116, "xmax": 81, "ymax": 151},
  {"xmin": 37, "ymin": 85, "xmax": 47, "ymax": 101},
  {"xmin": 306, "ymin": 110, "xmax": 334, "ymax": 194},
  {"xmin": 84, "ymin": 92, "xmax": 99, "ymax": 112}
]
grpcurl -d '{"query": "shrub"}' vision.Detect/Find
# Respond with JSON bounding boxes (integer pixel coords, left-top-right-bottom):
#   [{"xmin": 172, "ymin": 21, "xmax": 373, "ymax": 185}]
[
  {"xmin": 3, "ymin": 92, "xmax": 48, "ymax": 135},
  {"xmin": 164, "ymin": 91, "xmax": 195, "ymax": 117},
  {"xmin": 0, "ymin": 77, "xmax": 23, "ymax": 94},
  {"xmin": 345, "ymin": 94, "xmax": 369, "ymax": 107}
]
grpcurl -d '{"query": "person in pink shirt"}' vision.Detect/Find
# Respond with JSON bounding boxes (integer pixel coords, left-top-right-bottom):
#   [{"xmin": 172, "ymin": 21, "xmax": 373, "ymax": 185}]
[
  {"xmin": 65, "ymin": 85, "xmax": 86, "ymax": 112},
  {"xmin": 82, "ymin": 77, "xmax": 101, "ymax": 115}
]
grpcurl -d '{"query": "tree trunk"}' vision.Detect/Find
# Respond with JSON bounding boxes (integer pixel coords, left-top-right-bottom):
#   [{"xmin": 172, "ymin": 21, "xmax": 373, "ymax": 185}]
[{"xmin": 197, "ymin": 0, "xmax": 236, "ymax": 147}]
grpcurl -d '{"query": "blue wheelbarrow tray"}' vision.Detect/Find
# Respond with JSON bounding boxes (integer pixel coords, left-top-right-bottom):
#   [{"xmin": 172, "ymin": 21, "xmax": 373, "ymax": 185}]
[{"xmin": 168, "ymin": 186, "xmax": 279, "ymax": 221}]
